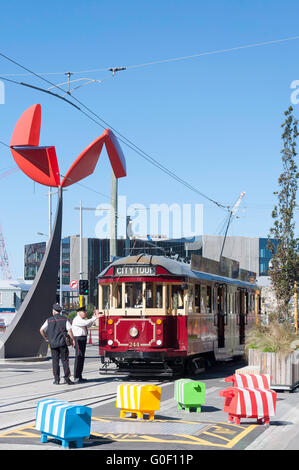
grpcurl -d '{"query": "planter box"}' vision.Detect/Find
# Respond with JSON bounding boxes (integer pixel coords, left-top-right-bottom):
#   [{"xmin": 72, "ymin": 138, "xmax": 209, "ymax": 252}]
[{"xmin": 248, "ymin": 348, "xmax": 299, "ymax": 391}]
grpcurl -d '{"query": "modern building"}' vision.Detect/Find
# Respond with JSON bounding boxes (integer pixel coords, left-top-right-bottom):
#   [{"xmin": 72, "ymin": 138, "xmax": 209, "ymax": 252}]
[{"xmin": 24, "ymin": 234, "xmax": 277, "ymax": 308}]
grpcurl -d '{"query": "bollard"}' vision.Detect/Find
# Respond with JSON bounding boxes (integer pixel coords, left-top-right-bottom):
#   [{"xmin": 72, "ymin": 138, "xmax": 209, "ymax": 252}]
[
  {"xmin": 225, "ymin": 373, "xmax": 272, "ymax": 390},
  {"xmin": 88, "ymin": 329, "xmax": 93, "ymax": 344},
  {"xmin": 35, "ymin": 399, "xmax": 92, "ymax": 448},
  {"xmin": 116, "ymin": 384, "xmax": 161, "ymax": 420},
  {"xmin": 219, "ymin": 386, "xmax": 277, "ymax": 425},
  {"xmin": 174, "ymin": 379, "xmax": 206, "ymax": 413}
]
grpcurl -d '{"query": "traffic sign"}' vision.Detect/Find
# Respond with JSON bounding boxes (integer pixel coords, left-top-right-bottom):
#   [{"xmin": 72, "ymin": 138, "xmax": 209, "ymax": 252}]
[{"xmin": 70, "ymin": 280, "xmax": 78, "ymax": 290}]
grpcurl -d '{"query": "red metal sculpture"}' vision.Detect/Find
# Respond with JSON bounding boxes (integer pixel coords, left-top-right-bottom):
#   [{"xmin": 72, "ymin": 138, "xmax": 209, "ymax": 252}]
[
  {"xmin": 10, "ymin": 103, "xmax": 126, "ymax": 187},
  {"xmin": 0, "ymin": 104, "xmax": 127, "ymax": 359}
]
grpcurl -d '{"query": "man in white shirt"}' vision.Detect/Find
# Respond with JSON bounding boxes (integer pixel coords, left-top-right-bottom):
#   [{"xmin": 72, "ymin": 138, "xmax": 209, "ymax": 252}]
[{"xmin": 72, "ymin": 306, "xmax": 101, "ymax": 383}]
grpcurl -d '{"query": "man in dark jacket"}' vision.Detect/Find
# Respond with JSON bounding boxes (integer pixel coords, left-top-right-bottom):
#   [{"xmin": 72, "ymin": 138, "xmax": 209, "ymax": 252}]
[{"xmin": 40, "ymin": 303, "xmax": 75, "ymax": 385}]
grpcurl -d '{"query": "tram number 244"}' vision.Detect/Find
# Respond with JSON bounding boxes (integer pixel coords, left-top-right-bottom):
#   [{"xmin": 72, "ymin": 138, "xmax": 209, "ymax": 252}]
[{"xmin": 129, "ymin": 341, "xmax": 140, "ymax": 347}]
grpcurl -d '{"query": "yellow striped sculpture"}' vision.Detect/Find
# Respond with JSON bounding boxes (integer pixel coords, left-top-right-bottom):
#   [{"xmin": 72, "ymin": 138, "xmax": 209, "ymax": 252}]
[{"xmin": 116, "ymin": 383, "xmax": 161, "ymax": 420}]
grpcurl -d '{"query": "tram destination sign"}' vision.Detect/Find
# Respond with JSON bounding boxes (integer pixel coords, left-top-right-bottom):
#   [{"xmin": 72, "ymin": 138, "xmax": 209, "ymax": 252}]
[{"xmin": 114, "ymin": 265, "xmax": 156, "ymax": 277}]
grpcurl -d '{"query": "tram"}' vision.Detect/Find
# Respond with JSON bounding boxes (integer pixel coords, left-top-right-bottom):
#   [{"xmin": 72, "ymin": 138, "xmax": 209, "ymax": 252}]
[{"xmin": 97, "ymin": 254, "xmax": 259, "ymax": 376}]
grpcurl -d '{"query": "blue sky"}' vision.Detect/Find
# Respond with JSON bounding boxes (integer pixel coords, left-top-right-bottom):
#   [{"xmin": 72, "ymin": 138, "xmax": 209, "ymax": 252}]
[{"xmin": 0, "ymin": 0, "xmax": 298, "ymax": 278}]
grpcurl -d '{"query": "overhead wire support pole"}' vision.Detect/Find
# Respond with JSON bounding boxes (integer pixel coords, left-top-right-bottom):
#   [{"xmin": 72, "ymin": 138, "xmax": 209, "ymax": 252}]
[{"xmin": 80, "ymin": 200, "xmax": 83, "ymax": 308}]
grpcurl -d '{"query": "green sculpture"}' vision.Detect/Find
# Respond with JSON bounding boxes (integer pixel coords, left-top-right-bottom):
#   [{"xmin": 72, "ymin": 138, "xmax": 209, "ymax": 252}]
[{"xmin": 174, "ymin": 379, "xmax": 206, "ymax": 413}]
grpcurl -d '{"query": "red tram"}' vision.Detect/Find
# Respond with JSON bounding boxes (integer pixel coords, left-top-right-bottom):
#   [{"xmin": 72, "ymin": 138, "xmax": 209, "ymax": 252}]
[{"xmin": 97, "ymin": 254, "xmax": 259, "ymax": 376}]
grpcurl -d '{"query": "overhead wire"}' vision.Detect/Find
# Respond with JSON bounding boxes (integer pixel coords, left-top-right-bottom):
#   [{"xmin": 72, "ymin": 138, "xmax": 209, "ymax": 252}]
[
  {"xmin": 0, "ymin": 51, "xmax": 227, "ymax": 210},
  {"xmin": 1, "ymin": 34, "xmax": 299, "ymax": 76},
  {"xmin": 3, "ymin": 32, "xmax": 296, "ymax": 210}
]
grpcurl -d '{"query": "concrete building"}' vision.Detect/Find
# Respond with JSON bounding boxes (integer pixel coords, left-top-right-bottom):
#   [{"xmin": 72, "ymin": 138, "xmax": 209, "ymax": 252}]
[{"xmin": 201, "ymin": 235, "xmax": 278, "ymax": 276}]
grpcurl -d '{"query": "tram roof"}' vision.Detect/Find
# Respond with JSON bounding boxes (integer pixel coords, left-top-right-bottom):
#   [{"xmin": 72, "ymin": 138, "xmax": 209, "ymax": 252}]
[{"xmin": 98, "ymin": 254, "xmax": 257, "ymax": 289}]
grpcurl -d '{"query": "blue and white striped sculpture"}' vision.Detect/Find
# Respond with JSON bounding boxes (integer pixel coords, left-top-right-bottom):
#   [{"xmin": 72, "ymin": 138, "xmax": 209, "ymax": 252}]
[{"xmin": 35, "ymin": 399, "xmax": 92, "ymax": 448}]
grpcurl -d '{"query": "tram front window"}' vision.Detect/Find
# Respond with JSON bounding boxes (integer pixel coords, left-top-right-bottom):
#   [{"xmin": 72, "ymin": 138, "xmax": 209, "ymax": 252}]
[
  {"xmin": 145, "ymin": 282, "xmax": 153, "ymax": 308},
  {"xmin": 125, "ymin": 282, "xmax": 143, "ymax": 308},
  {"xmin": 155, "ymin": 285, "xmax": 163, "ymax": 308},
  {"xmin": 172, "ymin": 285, "xmax": 184, "ymax": 310},
  {"xmin": 116, "ymin": 284, "xmax": 122, "ymax": 308},
  {"xmin": 103, "ymin": 285, "xmax": 110, "ymax": 310}
]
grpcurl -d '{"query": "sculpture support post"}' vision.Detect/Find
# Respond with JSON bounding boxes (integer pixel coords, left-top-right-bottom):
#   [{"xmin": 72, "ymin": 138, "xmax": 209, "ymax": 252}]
[{"xmin": 0, "ymin": 187, "xmax": 63, "ymax": 359}]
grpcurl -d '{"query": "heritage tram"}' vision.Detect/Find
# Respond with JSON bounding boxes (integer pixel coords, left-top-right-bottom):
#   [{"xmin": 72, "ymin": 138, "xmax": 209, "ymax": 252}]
[{"xmin": 97, "ymin": 254, "xmax": 259, "ymax": 376}]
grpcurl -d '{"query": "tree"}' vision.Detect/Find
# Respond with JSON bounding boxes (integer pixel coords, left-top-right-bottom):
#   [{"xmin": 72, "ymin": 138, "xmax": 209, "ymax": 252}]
[{"xmin": 267, "ymin": 106, "xmax": 299, "ymax": 320}]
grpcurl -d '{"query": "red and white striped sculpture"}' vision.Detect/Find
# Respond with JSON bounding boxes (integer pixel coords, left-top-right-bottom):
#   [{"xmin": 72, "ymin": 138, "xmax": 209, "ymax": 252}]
[
  {"xmin": 225, "ymin": 373, "xmax": 272, "ymax": 390},
  {"xmin": 220, "ymin": 374, "xmax": 277, "ymax": 425}
]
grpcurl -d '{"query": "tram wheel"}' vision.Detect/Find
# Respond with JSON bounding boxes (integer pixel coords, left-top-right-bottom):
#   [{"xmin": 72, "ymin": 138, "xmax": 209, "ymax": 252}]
[{"xmin": 184, "ymin": 357, "xmax": 206, "ymax": 377}]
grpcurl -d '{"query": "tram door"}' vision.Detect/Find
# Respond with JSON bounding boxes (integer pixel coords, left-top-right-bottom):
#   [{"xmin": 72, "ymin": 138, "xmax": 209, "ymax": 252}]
[
  {"xmin": 238, "ymin": 290, "xmax": 246, "ymax": 344},
  {"xmin": 216, "ymin": 285, "xmax": 225, "ymax": 348}
]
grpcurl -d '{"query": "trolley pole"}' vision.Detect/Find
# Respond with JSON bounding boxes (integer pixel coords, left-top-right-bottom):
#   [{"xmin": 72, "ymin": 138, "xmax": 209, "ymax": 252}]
[{"xmin": 110, "ymin": 171, "xmax": 118, "ymax": 261}]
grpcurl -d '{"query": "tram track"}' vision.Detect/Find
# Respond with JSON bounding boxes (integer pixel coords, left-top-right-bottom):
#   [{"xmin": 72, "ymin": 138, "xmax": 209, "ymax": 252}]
[
  {"xmin": 0, "ymin": 381, "xmax": 116, "ymax": 410},
  {"xmin": 0, "ymin": 379, "xmax": 171, "ymax": 411},
  {"xmin": 0, "ymin": 367, "xmax": 108, "ymax": 389},
  {"xmin": 0, "ymin": 373, "xmax": 172, "ymax": 433},
  {"xmin": 0, "ymin": 393, "xmax": 118, "ymax": 432}
]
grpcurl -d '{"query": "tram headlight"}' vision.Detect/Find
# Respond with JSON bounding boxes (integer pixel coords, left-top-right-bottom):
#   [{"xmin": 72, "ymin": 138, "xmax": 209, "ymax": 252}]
[
  {"xmin": 107, "ymin": 339, "xmax": 113, "ymax": 346},
  {"xmin": 156, "ymin": 340, "xmax": 162, "ymax": 346},
  {"xmin": 129, "ymin": 327, "xmax": 139, "ymax": 338}
]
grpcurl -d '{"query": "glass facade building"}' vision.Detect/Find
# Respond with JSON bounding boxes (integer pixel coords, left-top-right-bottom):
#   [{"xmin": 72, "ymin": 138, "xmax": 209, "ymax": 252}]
[
  {"xmin": 24, "ymin": 242, "xmax": 46, "ymax": 280},
  {"xmin": 259, "ymin": 238, "xmax": 279, "ymax": 276}
]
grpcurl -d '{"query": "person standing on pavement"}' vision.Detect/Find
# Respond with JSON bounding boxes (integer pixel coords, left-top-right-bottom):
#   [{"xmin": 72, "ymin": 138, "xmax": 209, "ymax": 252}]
[
  {"xmin": 40, "ymin": 303, "xmax": 75, "ymax": 385},
  {"xmin": 71, "ymin": 306, "xmax": 101, "ymax": 383}
]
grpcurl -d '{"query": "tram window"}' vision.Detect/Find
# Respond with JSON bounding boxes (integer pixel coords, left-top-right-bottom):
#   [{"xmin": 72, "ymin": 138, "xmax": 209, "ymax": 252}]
[
  {"xmin": 125, "ymin": 282, "xmax": 143, "ymax": 308},
  {"xmin": 115, "ymin": 284, "xmax": 122, "ymax": 308},
  {"xmin": 194, "ymin": 284, "xmax": 201, "ymax": 312},
  {"xmin": 145, "ymin": 282, "xmax": 153, "ymax": 308},
  {"xmin": 200, "ymin": 285, "xmax": 206, "ymax": 313},
  {"xmin": 206, "ymin": 286, "xmax": 212, "ymax": 313},
  {"xmin": 235, "ymin": 292, "xmax": 238, "ymax": 314},
  {"xmin": 155, "ymin": 285, "xmax": 163, "ymax": 308},
  {"xmin": 103, "ymin": 285, "xmax": 110, "ymax": 310},
  {"xmin": 172, "ymin": 285, "xmax": 184, "ymax": 310}
]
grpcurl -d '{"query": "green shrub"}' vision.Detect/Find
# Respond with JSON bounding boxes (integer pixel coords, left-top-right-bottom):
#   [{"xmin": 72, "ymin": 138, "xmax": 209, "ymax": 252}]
[{"xmin": 246, "ymin": 320, "xmax": 297, "ymax": 356}]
